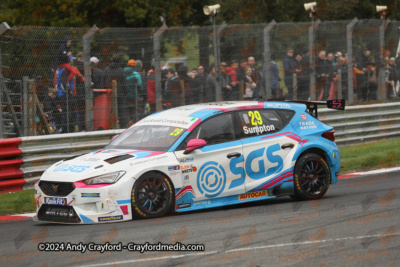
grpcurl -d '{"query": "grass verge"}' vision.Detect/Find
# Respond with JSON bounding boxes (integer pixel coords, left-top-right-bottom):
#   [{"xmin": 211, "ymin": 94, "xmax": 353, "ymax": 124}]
[
  {"xmin": 0, "ymin": 190, "xmax": 35, "ymax": 216},
  {"xmin": 0, "ymin": 139, "xmax": 399, "ymax": 215}
]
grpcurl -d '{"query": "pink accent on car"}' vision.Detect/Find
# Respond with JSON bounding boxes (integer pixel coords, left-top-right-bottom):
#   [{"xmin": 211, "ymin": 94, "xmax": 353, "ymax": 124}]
[
  {"xmin": 186, "ymin": 139, "xmax": 207, "ymax": 152},
  {"xmin": 120, "ymin": 205, "xmax": 129, "ymax": 215},
  {"xmin": 74, "ymin": 181, "xmax": 111, "ymax": 188}
]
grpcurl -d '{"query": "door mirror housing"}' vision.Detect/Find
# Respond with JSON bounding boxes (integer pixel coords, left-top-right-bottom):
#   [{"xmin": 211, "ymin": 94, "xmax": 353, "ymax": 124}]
[{"xmin": 183, "ymin": 139, "xmax": 207, "ymax": 154}]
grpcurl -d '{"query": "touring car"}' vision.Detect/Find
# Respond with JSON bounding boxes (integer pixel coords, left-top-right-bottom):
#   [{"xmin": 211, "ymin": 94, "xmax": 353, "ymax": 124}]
[{"xmin": 34, "ymin": 100, "xmax": 344, "ymax": 224}]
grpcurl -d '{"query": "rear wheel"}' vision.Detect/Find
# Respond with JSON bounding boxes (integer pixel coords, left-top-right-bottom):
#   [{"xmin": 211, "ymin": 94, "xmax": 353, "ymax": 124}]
[
  {"xmin": 292, "ymin": 153, "xmax": 331, "ymax": 200},
  {"xmin": 131, "ymin": 172, "xmax": 173, "ymax": 219}
]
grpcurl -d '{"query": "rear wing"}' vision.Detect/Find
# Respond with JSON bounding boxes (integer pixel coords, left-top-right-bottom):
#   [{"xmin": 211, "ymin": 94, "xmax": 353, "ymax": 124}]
[{"xmin": 285, "ymin": 99, "xmax": 345, "ymax": 118}]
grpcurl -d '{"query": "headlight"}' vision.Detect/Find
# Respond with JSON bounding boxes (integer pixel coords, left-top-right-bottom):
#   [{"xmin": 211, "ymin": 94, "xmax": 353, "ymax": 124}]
[{"xmin": 83, "ymin": 171, "xmax": 126, "ymax": 185}]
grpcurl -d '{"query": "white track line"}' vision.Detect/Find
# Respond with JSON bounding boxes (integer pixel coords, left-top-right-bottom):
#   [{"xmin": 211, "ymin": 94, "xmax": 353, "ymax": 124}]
[{"xmin": 79, "ymin": 232, "xmax": 398, "ymax": 266}]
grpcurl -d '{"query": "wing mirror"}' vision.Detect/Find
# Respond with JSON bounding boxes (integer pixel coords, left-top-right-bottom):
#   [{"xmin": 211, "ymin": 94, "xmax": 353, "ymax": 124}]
[{"xmin": 183, "ymin": 139, "xmax": 207, "ymax": 154}]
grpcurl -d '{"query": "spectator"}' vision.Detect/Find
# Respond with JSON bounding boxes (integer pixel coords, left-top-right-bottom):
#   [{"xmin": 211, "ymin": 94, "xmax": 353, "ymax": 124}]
[
  {"xmin": 395, "ymin": 51, "xmax": 400, "ymax": 92},
  {"xmin": 316, "ymin": 50, "xmax": 328, "ymax": 101},
  {"xmin": 261, "ymin": 54, "xmax": 280, "ymax": 99},
  {"xmin": 366, "ymin": 62, "xmax": 378, "ymax": 101},
  {"xmin": 42, "ymin": 87, "xmax": 62, "ymax": 133},
  {"xmin": 299, "ymin": 50, "xmax": 311, "ymax": 100},
  {"xmin": 103, "ymin": 54, "xmax": 128, "ymax": 128},
  {"xmin": 194, "ymin": 65, "xmax": 208, "ymax": 103},
  {"xmin": 134, "ymin": 60, "xmax": 148, "ymax": 106},
  {"xmin": 225, "ymin": 60, "xmax": 240, "ymax": 100},
  {"xmin": 170, "ymin": 65, "xmax": 195, "ymax": 106},
  {"xmin": 90, "ymin": 57, "xmax": 103, "ymax": 90},
  {"xmin": 146, "ymin": 68, "xmax": 156, "ymax": 113},
  {"xmin": 324, "ymin": 53, "xmax": 335, "ymax": 100},
  {"xmin": 205, "ymin": 65, "xmax": 217, "ymax": 102},
  {"xmin": 388, "ymin": 57, "xmax": 397, "ymax": 98},
  {"xmin": 334, "ymin": 51, "xmax": 343, "ymax": 66},
  {"xmin": 162, "ymin": 68, "xmax": 176, "ymax": 108},
  {"xmin": 294, "ymin": 53, "xmax": 303, "ymax": 99},
  {"xmin": 55, "ymin": 35, "xmax": 84, "ymax": 84},
  {"xmin": 55, "ymin": 55, "xmax": 78, "ymax": 133},
  {"xmin": 219, "ymin": 62, "xmax": 234, "ymax": 100},
  {"xmin": 237, "ymin": 58, "xmax": 248, "ymax": 96},
  {"xmin": 334, "ymin": 56, "xmax": 348, "ymax": 98},
  {"xmin": 247, "ymin": 56, "xmax": 261, "ymax": 89},
  {"xmin": 283, "ymin": 48, "xmax": 298, "ymax": 100},
  {"xmin": 244, "ymin": 66, "xmax": 257, "ymax": 100},
  {"xmin": 124, "ymin": 59, "xmax": 145, "ymax": 122},
  {"xmin": 357, "ymin": 49, "xmax": 371, "ymax": 101}
]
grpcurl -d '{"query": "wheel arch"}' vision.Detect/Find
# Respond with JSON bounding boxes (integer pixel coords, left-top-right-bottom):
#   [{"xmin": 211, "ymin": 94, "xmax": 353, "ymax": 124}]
[{"xmin": 135, "ymin": 170, "xmax": 176, "ymax": 196}]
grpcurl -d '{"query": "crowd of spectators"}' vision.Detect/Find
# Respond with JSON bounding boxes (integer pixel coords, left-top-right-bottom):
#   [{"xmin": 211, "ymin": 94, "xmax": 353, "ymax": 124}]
[{"xmin": 38, "ymin": 35, "xmax": 399, "ymax": 134}]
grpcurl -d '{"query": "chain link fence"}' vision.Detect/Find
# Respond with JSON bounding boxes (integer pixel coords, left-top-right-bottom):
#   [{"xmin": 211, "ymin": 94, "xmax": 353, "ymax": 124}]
[{"xmin": 1, "ymin": 19, "xmax": 399, "ymax": 138}]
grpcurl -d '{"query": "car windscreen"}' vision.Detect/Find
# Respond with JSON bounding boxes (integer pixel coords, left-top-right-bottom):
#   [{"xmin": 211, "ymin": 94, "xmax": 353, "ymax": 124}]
[{"xmin": 105, "ymin": 125, "xmax": 187, "ymax": 151}]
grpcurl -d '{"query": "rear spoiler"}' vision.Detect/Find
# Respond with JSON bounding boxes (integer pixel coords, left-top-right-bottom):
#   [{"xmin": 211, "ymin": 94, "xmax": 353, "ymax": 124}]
[
  {"xmin": 269, "ymin": 99, "xmax": 345, "ymax": 118},
  {"xmin": 287, "ymin": 99, "xmax": 345, "ymax": 118}
]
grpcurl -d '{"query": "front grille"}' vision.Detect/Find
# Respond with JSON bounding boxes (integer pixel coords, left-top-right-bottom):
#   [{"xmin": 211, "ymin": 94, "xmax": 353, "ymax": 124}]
[
  {"xmin": 38, "ymin": 205, "xmax": 81, "ymax": 223},
  {"xmin": 39, "ymin": 181, "xmax": 75, "ymax": 196}
]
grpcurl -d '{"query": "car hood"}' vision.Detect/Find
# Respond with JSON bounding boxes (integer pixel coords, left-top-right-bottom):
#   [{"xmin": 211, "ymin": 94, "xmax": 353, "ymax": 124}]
[{"xmin": 40, "ymin": 149, "xmax": 165, "ymax": 182}]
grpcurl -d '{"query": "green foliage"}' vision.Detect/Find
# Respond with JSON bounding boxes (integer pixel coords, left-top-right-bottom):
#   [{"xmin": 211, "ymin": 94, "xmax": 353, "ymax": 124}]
[{"xmin": 1, "ymin": 0, "xmax": 399, "ymax": 28}]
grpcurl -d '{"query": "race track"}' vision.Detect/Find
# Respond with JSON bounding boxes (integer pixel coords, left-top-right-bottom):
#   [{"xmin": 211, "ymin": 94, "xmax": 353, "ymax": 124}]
[{"xmin": 1, "ymin": 171, "xmax": 399, "ymax": 267}]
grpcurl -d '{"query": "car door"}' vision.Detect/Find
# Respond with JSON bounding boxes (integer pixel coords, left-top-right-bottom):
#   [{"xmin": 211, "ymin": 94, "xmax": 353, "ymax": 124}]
[
  {"xmin": 237, "ymin": 109, "xmax": 296, "ymax": 193},
  {"xmin": 174, "ymin": 113, "xmax": 245, "ymax": 202}
]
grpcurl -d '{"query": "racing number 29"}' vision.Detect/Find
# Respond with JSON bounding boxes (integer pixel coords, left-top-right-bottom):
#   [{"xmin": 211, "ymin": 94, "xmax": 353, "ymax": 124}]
[
  {"xmin": 248, "ymin": 111, "xmax": 263, "ymax": 126},
  {"xmin": 170, "ymin": 128, "xmax": 183, "ymax": 136}
]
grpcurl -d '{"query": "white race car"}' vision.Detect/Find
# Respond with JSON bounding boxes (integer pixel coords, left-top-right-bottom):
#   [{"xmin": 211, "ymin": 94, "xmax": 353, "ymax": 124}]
[{"xmin": 34, "ymin": 101, "xmax": 343, "ymax": 224}]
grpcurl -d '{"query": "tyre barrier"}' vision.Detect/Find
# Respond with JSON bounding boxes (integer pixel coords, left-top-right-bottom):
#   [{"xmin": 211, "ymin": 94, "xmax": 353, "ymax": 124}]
[{"xmin": 0, "ymin": 138, "xmax": 24, "ymax": 193}]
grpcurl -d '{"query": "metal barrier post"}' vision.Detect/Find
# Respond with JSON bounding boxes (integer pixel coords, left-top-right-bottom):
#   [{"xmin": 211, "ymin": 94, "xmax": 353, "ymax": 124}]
[
  {"xmin": 111, "ymin": 80, "xmax": 118, "ymax": 129},
  {"xmin": 378, "ymin": 19, "xmax": 390, "ymax": 101},
  {"xmin": 214, "ymin": 21, "xmax": 227, "ymax": 102},
  {"xmin": 346, "ymin": 18, "xmax": 358, "ymax": 105},
  {"xmin": 22, "ymin": 76, "xmax": 28, "ymax": 136},
  {"xmin": 309, "ymin": 19, "xmax": 320, "ymax": 100},
  {"xmin": 83, "ymin": 25, "xmax": 98, "ymax": 131},
  {"xmin": 0, "ymin": 22, "xmax": 11, "ymax": 138},
  {"xmin": 154, "ymin": 24, "xmax": 168, "ymax": 112},
  {"xmin": 263, "ymin": 20, "xmax": 277, "ymax": 100}
]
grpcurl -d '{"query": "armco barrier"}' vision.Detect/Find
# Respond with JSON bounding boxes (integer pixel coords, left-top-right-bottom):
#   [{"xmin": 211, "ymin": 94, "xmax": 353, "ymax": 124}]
[
  {"xmin": 0, "ymin": 138, "xmax": 24, "ymax": 193},
  {"xmin": 1, "ymin": 102, "xmax": 400, "ymax": 193},
  {"xmin": 19, "ymin": 129, "xmax": 123, "ymax": 191}
]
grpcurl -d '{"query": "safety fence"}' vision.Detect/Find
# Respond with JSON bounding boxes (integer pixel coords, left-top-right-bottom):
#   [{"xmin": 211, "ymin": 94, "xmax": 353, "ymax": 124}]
[
  {"xmin": 0, "ymin": 102, "xmax": 399, "ymax": 193},
  {"xmin": 1, "ymin": 19, "xmax": 400, "ymax": 138}
]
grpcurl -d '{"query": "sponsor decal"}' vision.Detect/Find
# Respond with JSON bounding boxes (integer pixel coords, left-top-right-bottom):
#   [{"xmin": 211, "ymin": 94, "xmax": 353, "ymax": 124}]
[
  {"xmin": 301, "ymin": 114, "xmax": 307, "ymax": 121},
  {"xmin": 82, "ymin": 158, "xmax": 101, "ymax": 162},
  {"xmin": 239, "ymin": 191, "xmax": 268, "ymax": 200},
  {"xmin": 53, "ymin": 164, "xmax": 90, "ymax": 173},
  {"xmin": 183, "ymin": 175, "xmax": 190, "ymax": 185},
  {"xmin": 180, "ymin": 157, "xmax": 194, "ymax": 163},
  {"xmin": 98, "ymin": 215, "xmax": 123, "ymax": 222},
  {"xmin": 81, "ymin": 193, "xmax": 100, "ymax": 197},
  {"xmin": 181, "ymin": 164, "xmax": 197, "ymax": 173},
  {"xmin": 194, "ymin": 200, "xmax": 211, "ymax": 206},
  {"xmin": 176, "ymin": 203, "xmax": 192, "ymax": 209},
  {"xmin": 267, "ymin": 103, "xmax": 291, "ymax": 109},
  {"xmin": 298, "ymin": 121, "xmax": 317, "ymax": 130},
  {"xmin": 168, "ymin": 165, "xmax": 180, "ymax": 171},
  {"xmin": 44, "ymin": 197, "xmax": 67, "ymax": 206},
  {"xmin": 190, "ymin": 117, "xmax": 198, "ymax": 121},
  {"xmin": 197, "ymin": 161, "xmax": 227, "ymax": 198},
  {"xmin": 243, "ymin": 124, "xmax": 275, "ymax": 135}
]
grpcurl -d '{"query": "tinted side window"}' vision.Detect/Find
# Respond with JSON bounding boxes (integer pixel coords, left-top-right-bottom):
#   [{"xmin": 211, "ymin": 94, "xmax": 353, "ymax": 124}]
[
  {"xmin": 276, "ymin": 109, "xmax": 295, "ymax": 124},
  {"xmin": 238, "ymin": 109, "xmax": 283, "ymax": 138},
  {"xmin": 178, "ymin": 113, "xmax": 235, "ymax": 150}
]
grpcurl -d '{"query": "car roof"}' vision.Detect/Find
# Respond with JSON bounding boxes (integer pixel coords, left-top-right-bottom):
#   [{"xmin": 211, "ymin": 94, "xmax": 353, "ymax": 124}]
[{"xmin": 134, "ymin": 101, "xmax": 306, "ymax": 129}]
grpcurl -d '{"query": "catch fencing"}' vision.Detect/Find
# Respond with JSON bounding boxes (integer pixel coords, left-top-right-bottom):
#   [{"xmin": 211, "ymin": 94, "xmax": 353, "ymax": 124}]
[{"xmin": 1, "ymin": 19, "xmax": 400, "ymax": 138}]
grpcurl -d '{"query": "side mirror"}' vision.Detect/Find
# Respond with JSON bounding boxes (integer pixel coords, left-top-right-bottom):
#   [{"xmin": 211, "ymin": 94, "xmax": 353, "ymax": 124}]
[{"xmin": 183, "ymin": 139, "xmax": 207, "ymax": 154}]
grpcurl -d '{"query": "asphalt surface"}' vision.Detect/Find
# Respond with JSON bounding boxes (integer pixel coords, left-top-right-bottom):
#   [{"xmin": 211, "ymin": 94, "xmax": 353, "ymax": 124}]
[{"xmin": 1, "ymin": 171, "xmax": 399, "ymax": 267}]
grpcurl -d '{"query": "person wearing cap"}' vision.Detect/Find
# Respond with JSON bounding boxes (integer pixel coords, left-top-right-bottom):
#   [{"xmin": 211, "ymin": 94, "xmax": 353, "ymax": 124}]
[
  {"xmin": 90, "ymin": 57, "xmax": 103, "ymax": 90},
  {"xmin": 124, "ymin": 59, "xmax": 145, "ymax": 122},
  {"xmin": 334, "ymin": 51, "xmax": 343, "ymax": 66}
]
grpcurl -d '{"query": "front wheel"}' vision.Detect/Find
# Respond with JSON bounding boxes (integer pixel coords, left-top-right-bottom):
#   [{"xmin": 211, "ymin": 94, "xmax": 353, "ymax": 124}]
[
  {"xmin": 292, "ymin": 153, "xmax": 331, "ymax": 201},
  {"xmin": 131, "ymin": 173, "xmax": 173, "ymax": 219}
]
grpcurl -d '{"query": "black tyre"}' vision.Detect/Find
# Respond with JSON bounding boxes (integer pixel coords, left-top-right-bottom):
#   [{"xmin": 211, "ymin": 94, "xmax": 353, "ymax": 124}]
[
  {"xmin": 131, "ymin": 172, "xmax": 173, "ymax": 219},
  {"xmin": 292, "ymin": 153, "xmax": 331, "ymax": 201}
]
